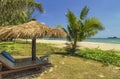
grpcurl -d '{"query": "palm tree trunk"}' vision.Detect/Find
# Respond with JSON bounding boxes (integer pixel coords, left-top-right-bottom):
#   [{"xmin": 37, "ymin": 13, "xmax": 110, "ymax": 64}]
[
  {"xmin": 32, "ymin": 37, "xmax": 36, "ymax": 61},
  {"xmin": 72, "ymin": 37, "xmax": 77, "ymax": 54},
  {"xmin": 73, "ymin": 40, "xmax": 77, "ymax": 51}
]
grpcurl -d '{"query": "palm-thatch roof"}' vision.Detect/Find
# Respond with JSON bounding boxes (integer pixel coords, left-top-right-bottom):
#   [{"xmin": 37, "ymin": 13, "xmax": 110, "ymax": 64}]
[{"xmin": 0, "ymin": 21, "xmax": 66, "ymax": 39}]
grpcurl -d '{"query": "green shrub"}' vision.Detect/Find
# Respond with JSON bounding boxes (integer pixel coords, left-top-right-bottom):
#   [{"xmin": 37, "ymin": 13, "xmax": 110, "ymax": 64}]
[{"xmin": 76, "ymin": 48, "xmax": 120, "ymax": 66}]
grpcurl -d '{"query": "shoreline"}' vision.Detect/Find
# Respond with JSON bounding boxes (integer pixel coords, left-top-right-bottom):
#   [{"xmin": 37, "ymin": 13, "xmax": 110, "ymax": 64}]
[{"xmin": 17, "ymin": 39, "xmax": 120, "ymax": 51}]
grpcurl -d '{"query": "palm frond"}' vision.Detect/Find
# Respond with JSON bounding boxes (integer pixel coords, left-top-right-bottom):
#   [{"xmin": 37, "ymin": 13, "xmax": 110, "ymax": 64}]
[
  {"xmin": 28, "ymin": 2, "xmax": 44, "ymax": 13},
  {"xmin": 56, "ymin": 24, "xmax": 67, "ymax": 33},
  {"xmin": 82, "ymin": 18, "xmax": 104, "ymax": 38},
  {"xmin": 56, "ymin": 24, "xmax": 72, "ymax": 42},
  {"xmin": 80, "ymin": 6, "xmax": 89, "ymax": 20},
  {"xmin": 84, "ymin": 18, "xmax": 104, "ymax": 31},
  {"xmin": 66, "ymin": 10, "xmax": 78, "ymax": 30}
]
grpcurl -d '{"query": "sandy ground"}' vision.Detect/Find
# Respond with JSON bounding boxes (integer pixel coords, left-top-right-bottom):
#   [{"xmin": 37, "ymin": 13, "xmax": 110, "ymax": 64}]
[{"xmin": 23, "ymin": 39, "xmax": 120, "ymax": 51}]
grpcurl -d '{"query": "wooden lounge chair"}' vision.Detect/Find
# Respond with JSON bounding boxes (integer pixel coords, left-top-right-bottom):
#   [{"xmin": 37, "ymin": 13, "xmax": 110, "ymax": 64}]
[{"xmin": 0, "ymin": 53, "xmax": 51, "ymax": 79}]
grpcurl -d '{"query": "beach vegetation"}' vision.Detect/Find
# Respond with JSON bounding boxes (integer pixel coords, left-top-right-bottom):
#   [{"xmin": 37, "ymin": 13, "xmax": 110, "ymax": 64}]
[
  {"xmin": 57, "ymin": 6, "xmax": 104, "ymax": 54},
  {"xmin": 0, "ymin": 0, "xmax": 44, "ymax": 26},
  {"xmin": 76, "ymin": 48, "xmax": 120, "ymax": 66}
]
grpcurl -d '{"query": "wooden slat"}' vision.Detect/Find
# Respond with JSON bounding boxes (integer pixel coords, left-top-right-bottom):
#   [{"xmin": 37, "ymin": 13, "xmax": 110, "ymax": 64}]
[{"xmin": 1, "ymin": 63, "xmax": 51, "ymax": 75}]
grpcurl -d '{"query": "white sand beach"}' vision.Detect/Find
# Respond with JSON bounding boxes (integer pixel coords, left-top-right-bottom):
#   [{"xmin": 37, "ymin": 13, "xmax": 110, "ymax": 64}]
[{"xmin": 22, "ymin": 39, "xmax": 120, "ymax": 51}]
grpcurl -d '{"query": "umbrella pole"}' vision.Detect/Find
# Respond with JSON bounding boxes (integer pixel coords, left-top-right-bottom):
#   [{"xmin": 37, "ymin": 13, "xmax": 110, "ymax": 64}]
[{"xmin": 32, "ymin": 37, "xmax": 36, "ymax": 61}]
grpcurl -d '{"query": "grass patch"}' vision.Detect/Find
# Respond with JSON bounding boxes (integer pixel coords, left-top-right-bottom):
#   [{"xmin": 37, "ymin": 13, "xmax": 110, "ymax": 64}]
[
  {"xmin": 0, "ymin": 42, "xmax": 65, "ymax": 56},
  {"xmin": 40, "ymin": 55, "xmax": 120, "ymax": 79},
  {"xmin": 76, "ymin": 48, "xmax": 120, "ymax": 66},
  {"xmin": 0, "ymin": 42, "xmax": 16, "ymax": 52}
]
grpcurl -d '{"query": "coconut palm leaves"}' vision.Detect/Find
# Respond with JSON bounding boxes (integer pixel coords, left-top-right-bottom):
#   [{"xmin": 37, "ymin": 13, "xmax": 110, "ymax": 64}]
[
  {"xmin": 80, "ymin": 6, "xmax": 89, "ymax": 20},
  {"xmin": 57, "ymin": 6, "xmax": 104, "ymax": 54},
  {"xmin": 0, "ymin": 0, "xmax": 44, "ymax": 26}
]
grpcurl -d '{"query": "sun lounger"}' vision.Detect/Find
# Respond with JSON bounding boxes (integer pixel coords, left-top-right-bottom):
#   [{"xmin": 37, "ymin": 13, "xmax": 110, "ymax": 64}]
[{"xmin": 0, "ymin": 52, "xmax": 51, "ymax": 79}]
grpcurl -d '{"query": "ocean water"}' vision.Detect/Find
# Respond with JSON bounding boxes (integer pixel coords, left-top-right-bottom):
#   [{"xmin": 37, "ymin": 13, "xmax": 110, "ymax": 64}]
[
  {"xmin": 84, "ymin": 38, "xmax": 120, "ymax": 44},
  {"xmin": 42, "ymin": 38, "xmax": 120, "ymax": 44}
]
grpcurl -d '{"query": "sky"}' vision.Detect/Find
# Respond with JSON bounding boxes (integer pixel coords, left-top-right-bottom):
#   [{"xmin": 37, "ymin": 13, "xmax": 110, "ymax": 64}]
[{"xmin": 35, "ymin": 0, "xmax": 120, "ymax": 38}]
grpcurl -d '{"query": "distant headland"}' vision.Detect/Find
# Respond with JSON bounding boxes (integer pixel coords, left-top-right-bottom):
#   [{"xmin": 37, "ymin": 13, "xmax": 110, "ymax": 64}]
[{"xmin": 107, "ymin": 36, "xmax": 118, "ymax": 39}]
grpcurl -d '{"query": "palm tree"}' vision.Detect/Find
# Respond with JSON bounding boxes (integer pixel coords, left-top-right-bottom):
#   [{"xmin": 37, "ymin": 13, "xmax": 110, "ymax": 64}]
[
  {"xmin": 0, "ymin": 0, "xmax": 44, "ymax": 26},
  {"xmin": 57, "ymin": 6, "xmax": 104, "ymax": 54}
]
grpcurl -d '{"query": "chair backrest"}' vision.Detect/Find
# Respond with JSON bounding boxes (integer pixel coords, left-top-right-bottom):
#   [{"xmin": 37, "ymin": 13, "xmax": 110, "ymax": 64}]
[
  {"xmin": 1, "ymin": 51, "xmax": 15, "ymax": 63},
  {"xmin": 0, "ymin": 54, "xmax": 15, "ymax": 69}
]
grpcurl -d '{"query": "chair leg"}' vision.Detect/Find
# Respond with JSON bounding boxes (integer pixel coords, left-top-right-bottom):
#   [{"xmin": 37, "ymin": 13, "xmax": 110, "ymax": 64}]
[
  {"xmin": 0, "ymin": 63, "xmax": 2, "ymax": 79},
  {"xmin": 0, "ymin": 74, "xmax": 2, "ymax": 79}
]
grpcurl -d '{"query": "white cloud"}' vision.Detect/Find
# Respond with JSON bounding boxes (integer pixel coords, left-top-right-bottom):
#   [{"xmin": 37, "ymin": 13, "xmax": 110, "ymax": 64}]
[{"xmin": 41, "ymin": 22, "xmax": 45, "ymax": 25}]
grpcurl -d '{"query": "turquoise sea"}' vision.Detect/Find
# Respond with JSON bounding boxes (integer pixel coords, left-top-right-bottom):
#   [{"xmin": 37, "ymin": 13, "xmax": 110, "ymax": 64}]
[
  {"xmin": 42, "ymin": 38, "xmax": 120, "ymax": 44},
  {"xmin": 84, "ymin": 38, "xmax": 120, "ymax": 44}
]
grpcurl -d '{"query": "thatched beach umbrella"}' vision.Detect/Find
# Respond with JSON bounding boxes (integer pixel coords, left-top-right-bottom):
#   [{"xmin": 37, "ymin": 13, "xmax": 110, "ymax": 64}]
[{"xmin": 0, "ymin": 20, "xmax": 66, "ymax": 60}]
